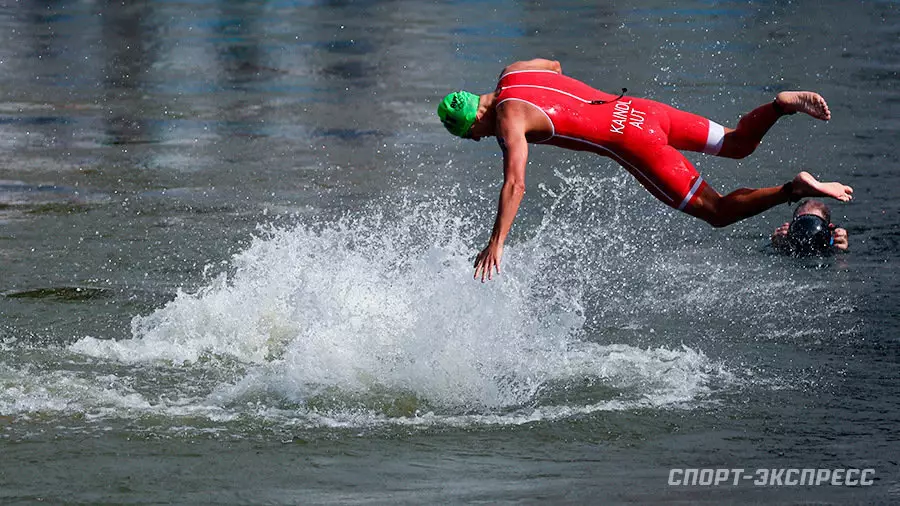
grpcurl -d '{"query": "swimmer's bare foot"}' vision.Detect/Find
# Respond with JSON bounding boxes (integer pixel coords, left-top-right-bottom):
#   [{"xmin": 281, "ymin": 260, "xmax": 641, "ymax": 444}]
[
  {"xmin": 776, "ymin": 91, "xmax": 831, "ymax": 120},
  {"xmin": 791, "ymin": 171, "xmax": 853, "ymax": 202}
]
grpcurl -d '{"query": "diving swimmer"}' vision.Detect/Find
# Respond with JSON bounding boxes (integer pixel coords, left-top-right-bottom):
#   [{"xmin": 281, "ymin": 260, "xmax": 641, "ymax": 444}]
[{"xmin": 437, "ymin": 59, "xmax": 854, "ymax": 281}]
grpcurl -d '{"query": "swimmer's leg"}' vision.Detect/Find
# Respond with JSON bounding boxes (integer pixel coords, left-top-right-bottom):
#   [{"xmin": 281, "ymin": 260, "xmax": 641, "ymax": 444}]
[
  {"xmin": 663, "ymin": 92, "xmax": 831, "ymax": 159},
  {"xmin": 615, "ymin": 146, "xmax": 851, "ymax": 228},
  {"xmin": 685, "ymin": 171, "xmax": 853, "ymax": 228},
  {"xmin": 716, "ymin": 92, "xmax": 831, "ymax": 159}
]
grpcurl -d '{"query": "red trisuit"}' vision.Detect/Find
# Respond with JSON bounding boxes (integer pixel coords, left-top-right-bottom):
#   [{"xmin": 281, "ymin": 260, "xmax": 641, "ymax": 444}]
[{"xmin": 496, "ymin": 70, "xmax": 728, "ymax": 211}]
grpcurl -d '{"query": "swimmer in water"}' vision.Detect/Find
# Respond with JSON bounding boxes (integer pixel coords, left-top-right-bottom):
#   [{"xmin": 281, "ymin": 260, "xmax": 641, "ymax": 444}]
[
  {"xmin": 771, "ymin": 199, "xmax": 849, "ymax": 255},
  {"xmin": 437, "ymin": 59, "xmax": 854, "ymax": 281}
]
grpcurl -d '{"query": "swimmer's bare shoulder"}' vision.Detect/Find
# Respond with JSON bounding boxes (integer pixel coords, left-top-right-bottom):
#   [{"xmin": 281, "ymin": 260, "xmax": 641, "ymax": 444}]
[{"xmin": 499, "ymin": 58, "xmax": 562, "ymax": 78}]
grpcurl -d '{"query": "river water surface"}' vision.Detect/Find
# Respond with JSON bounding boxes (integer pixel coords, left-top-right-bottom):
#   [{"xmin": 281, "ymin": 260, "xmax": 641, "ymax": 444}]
[{"xmin": 1, "ymin": 1, "xmax": 898, "ymax": 504}]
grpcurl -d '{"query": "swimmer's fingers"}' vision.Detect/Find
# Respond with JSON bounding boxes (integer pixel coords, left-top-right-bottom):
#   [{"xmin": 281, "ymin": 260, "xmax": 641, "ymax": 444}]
[
  {"xmin": 833, "ymin": 228, "xmax": 849, "ymax": 250},
  {"xmin": 486, "ymin": 257, "xmax": 499, "ymax": 282},
  {"xmin": 475, "ymin": 257, "xmax": 496, "ymax": 282},
  {"xmin": 772, "ymin": 222, "xmax": 790, "ymax": 239},
  {"xmin": 474, "ymin": 249, "xmax": 490, "ymax": 282},
  {"xmin": 473, "ymin": 243, "xmax": 503, "ymax": 283},
  {"xmin": 484, "ymin": 256, "xmax": 498, "ymax": 282}
]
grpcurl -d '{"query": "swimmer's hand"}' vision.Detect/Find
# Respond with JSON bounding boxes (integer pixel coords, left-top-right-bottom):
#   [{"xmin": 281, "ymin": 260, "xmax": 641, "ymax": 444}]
[
  {"xmin": 771, "ymin": 222, "xmax": 791, "ymax": 251},
  {"xmin": 474, "ymin": 242, "xmax": 503, "ymax": 282},
  {"xmin": 831, "ymin": 225, "xmax": 849, "ymax": 251}
]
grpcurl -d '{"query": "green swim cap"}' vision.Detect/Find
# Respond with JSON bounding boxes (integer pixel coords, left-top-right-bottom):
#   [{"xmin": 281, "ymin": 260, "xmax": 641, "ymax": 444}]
[{"xmin": 437, "ymin": 90, "xmax": 480, "ymax": 138}]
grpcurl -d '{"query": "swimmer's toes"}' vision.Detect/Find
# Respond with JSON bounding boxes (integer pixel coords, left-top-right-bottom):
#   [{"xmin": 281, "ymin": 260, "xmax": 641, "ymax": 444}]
[
  {"xmin": 777, "ymin": 91, "xmax": 831, "ymax": 120},
  {"xmin": 819, "ymin": 99, "xmax": 832, "ymax": 121},
  {"xmin": 833, "ymin": 184, "xmax": 853, "ymax": 202},
  {"xmin": 807, "ymin": 95, "xmax": 831, "ymax": 121}
]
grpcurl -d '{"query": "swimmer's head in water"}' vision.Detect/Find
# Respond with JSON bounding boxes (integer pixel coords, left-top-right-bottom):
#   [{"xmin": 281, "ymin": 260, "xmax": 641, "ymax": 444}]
[
  {"xmin": 438, "ymin": 91, "xmax": 480, "ymax": 138},
  {"xmin": 793, "ymin": 199, "xmax": 831, "ymax": 224},
  {"xmin": 788, "ymin": 213, "xmax": 834, "ymax": 255}
]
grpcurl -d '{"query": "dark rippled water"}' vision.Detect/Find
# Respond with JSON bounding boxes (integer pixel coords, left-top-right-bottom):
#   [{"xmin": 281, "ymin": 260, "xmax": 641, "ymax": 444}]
[{"xmin": 1, "ymin": 1, "xmax": 898, "ymax": 504}]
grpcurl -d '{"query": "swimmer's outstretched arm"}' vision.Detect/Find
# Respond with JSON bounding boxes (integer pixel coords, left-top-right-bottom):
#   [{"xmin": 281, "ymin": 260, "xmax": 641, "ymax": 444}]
[{"xmin": 474, "ymin": 124, "xmax": 528, "ymax": 282}]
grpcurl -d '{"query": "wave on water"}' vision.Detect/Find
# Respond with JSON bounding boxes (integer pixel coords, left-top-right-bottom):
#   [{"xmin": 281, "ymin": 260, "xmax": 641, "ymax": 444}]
[{"xmin": 11, "ymin": 170, "xmax": 733, "ymax": 429}]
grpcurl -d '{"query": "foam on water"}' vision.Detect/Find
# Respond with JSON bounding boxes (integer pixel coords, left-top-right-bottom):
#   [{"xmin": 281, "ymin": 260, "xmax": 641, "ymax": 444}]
[
  {"xmin": 0, "ymin": 362, "xmax": 153, "ymax": 418},
  {"xmin": 52, "ymin": 171, "xmax": 732, "ymax": 428}
]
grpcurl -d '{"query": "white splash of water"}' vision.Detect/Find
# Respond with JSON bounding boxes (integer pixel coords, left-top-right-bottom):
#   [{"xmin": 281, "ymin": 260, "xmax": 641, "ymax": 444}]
[{"xmin": 62, "ymin": 175, "xmax": 726, "ymax": 425}]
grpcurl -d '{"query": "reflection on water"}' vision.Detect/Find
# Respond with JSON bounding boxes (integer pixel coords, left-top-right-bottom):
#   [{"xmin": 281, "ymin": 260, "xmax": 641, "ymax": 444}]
[{"xmin": 0, "ymin": 0, "xmax": 430, "ymax": 188}]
